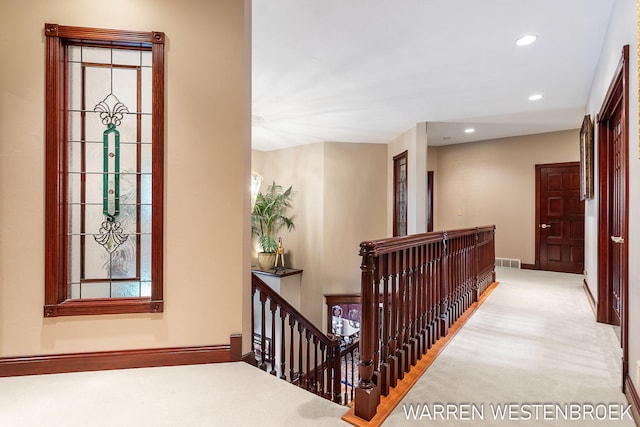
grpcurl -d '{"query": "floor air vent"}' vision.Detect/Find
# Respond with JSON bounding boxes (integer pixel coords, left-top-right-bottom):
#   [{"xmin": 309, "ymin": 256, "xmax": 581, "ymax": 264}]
[{"xmin": 495, "ymin": 258, "xmax": 521, "ymax": 268}]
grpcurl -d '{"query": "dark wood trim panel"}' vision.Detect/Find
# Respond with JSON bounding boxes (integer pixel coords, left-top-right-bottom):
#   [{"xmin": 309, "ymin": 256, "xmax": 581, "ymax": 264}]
[
  {"xmin": 624, "ymin": 376, "xmax": 640, "ymax": 425},
  {"xmin": 0, "ymin": 339, "xmax": 240, "ymax": 378},
  {"xmin": 45, "ymin": 23, "xmax": 164, "ymax": 44},
  {"xmin": 393, "ymin": 150, "xmax": 408, "ymax": 237},
  {"xmin": 44, "ymin": 23, "xmax": 165, "ymax": 316},
  {"xmin": 597, "ymin": 45, "xmax": 629, "ymax": 325},
  {"xmin": 229, "ymin": 334, "xmax": 242, "ymax": 362},
  {"xmin": 534, "ymin": 161, "xmax": 582, "ymax": 272},
  {"xmin": 325, "ymin": 293, "xmax": 362, "ymax": 333},
  {"xmin": 583, "ymin": 279, "xmax": 597, "ymax": 318},
  {"xmin": 251, "ymin": 268, "xmax": 303, "ymax": 278},
  {"xmin": 596, "ymin": 45, "xmax": 630, "ymax": 390},
  {"xmin": 151, "ymin": 31, "xmax": 165, "ymax": 305},
  {"xmin": 534, "ymin": 164, "xmax": 542, "ymax": 268},
  {"xmin": 44, "ymin": 298, "xmax": 163, "ymax": 317},
  {"xmin": 426, "ymin": 171, "xmax": 434, "ymax": 232}
]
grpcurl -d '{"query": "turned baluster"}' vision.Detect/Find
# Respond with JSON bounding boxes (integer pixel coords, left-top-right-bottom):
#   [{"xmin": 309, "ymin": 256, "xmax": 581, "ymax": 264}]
[
  {"xmin": 319, "ymin": 342, "xmax": 326, "ymax": 398},
  {"xmin": 259, "ymin": 291, "xmax": 268, "ymax": 371},
  {"xmin": 401, "ymin": 248, "xmax": 411, "ymax": 373},
  {"xmin": 379, "ymin": 254, "xmax": 390, "ymax": 396},
  {"xmin": 270, "ymin": 299, "xmax": 277, "ymax": 375},
  {"xmin": 389, "ymin": 252, "xmax": 399, "ymax": 387},
  {"xmin": 280, "ymin": 307, "xmax": 287, "ymax": 380},
  {"xmin": 313, "ymin": 336, "xmax": 319, "ymax": 394},
  {"xmin": 289, "ymin": 316, "xmax": 296, "ymax": 382},
  {"xmin": 305, "ymin": 329, "xmax": 311, "ymax": 390},
  {"xmin": 297, "ymin": 323, "xmax": 304, "ymax": 386}
]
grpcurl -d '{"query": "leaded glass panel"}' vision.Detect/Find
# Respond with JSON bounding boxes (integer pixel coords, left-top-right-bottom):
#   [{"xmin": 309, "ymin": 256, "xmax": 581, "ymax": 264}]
[{"xmin": 66, "ymin": 44, "xmax": 152, "ymax": 300}]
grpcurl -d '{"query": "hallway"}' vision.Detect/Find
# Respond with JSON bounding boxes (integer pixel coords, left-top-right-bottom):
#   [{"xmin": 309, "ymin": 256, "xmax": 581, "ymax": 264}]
[
  {"xmin": 0, "ymin": 268, "xmax": 634, "ymax": 426},
  {"xmin": 384, "ymin": 267, "xmax": 633, "ymax": 426}
]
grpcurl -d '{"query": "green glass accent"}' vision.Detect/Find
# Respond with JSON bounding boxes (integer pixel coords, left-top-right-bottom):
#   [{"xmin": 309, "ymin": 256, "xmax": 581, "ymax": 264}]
[{"xmin": 103, "ymin": 123, "xmax": 120, "ymax": 222}]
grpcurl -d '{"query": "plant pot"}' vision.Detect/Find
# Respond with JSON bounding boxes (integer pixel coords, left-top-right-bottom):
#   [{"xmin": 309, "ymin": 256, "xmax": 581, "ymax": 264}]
[{"xmin": 257, "ymin": 252, "xmax": 277, "ymax": 271}]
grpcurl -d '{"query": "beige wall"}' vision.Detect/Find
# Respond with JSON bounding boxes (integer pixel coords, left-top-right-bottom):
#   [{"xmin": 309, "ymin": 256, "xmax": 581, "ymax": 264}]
[
  {"xmin": 0, "ymin": 0, "xmax": 251, "ymax": 357},
  {"xmin": 323, "ymin": 142, "xmax": 388, "ymax": 294},
  {"xmin": 387, "ymin": 123, "xmax": 428, "ymax": 236},
  {"xmin": 252, "ymin": 142, "xmax": 387, "ymax": 328},
  {"xmin": 252, "ymin": 143, "xmax": 325, "ymax": 326},
  {"xmin": 427, "ymin": 146, "xmax": 440, "ymax": 228},
  {"xmin": 434, "ymin": 130, "xmax": 579, "ymax": 264}
]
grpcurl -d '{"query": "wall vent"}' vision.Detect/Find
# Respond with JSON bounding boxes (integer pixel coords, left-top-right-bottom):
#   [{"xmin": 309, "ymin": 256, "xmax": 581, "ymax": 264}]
[{"xmin": 495, "ymin": 258, "xmax": 521, "ymax": 269}]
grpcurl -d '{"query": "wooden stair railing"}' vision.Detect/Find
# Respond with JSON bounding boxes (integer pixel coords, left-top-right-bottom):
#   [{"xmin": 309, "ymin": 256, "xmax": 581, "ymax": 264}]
[
  {"xmin": 252, "ymin": 273, "xmax": 349, "ymax": 404},
  {"xmin": 354, "ymin": 225, "xmax": 496, "ymax": 421}
]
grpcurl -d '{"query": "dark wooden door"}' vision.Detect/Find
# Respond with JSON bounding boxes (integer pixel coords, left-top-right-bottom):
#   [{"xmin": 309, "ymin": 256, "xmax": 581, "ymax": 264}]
[
  {"xmin": 609, "ymin": 105, "xmax": 624, "ymax": 326},
  {"xmin": 536, "ymin": 162, "xmax": 584, "ymax": 274},
  {"xmin": 596, "ymin": 44, "xmax": 629, "ymax": 392}
]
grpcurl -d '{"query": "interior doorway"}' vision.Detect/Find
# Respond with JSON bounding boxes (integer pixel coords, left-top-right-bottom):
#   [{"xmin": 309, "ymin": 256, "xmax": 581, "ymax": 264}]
[
  {"xmin": 534, "ymin": 162, "xmax": 585, "ymax": 274},
  {"xmin": 596, "ymin": 46, "xmax": 629, "ymax": 388}
]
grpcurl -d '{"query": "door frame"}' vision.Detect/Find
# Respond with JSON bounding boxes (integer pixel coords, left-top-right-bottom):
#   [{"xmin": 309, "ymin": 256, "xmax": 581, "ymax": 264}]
[
  {"xmin": 596, "ymin": 45, "xmax": 629, "ymax": 384},
  {"xmin": 534, "ymin": 161, "xmax": 582, "ymax": 271}
]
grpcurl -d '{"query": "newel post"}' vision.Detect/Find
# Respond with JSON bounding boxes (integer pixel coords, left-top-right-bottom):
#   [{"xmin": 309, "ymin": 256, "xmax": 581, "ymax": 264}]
[{"xmin": 355, "ymin": 242, "xmax": 380, "ymax": 421}]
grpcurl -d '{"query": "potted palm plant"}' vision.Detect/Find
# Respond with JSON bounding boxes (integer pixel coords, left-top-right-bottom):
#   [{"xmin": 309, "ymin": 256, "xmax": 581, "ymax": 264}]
[{"xmin": 251, "ymin": 181, "xmax": 295, "ymax": 270}]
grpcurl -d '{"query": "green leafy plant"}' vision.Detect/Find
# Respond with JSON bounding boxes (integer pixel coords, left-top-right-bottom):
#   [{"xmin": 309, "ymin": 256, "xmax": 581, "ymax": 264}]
[{"xmin": 251, "ymin": 182, "xmax": 295, "ymax": 253}]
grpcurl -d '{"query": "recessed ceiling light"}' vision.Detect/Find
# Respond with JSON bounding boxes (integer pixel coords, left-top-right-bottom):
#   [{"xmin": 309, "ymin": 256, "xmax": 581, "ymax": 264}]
[
  {"xmin": 529, "ymin": 94, "xmax": 543, "ymax": 101},
  {"xmin": 516, "ymin": 35, "xmax": 537, "ymax": 46},
  {"xmin": 464, "ymin": 128, "xmax": 475, "ymax": 134}
]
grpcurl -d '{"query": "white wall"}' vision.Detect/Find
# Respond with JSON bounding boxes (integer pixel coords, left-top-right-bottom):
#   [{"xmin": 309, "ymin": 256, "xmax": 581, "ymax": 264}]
[{"xmin": 584, "ymin": 0, "xmax": 639, "ymax": 392}]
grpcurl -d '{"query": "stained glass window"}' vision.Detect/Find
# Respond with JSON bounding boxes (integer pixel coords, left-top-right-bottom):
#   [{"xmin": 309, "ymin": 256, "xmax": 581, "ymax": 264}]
[
  {"xmin": 45, "ymin": 24, "xmax": 165, "ymax": 317},
  {"xmin": 393, "ymin": 151, "xmax": 408, "ymax": 237}
]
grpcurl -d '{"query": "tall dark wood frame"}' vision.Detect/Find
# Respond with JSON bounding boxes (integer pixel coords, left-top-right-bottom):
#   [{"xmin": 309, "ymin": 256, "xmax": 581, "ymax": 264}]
[
  {"xmin": 426, "ymin": 171, "xmax": 434, "ymax": 232},
  {"xmin": 533, "ymin": 162, "xmax": 584, "ymax": 273},
  {"xmin": 393, "ymin": 151, "xmax": 408, "ymax": 236},
  {"xmin": 579, "ymin": 115, "xmax": 594, "ymax": 200},
  {"xmin": 44, "ymin": 24, "xmax": 165, "ymax": 316},
  {"xmin": 596, "ymin": 45, "xmax": 629, "ymax": 388}
]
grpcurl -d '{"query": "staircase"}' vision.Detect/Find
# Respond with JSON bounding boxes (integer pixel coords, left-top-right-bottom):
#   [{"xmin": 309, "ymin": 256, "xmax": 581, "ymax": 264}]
[
  {"xmin": 250, "ymin": 225, "xmax": 497, "ymax": 421},
  {"xmin": 251, "ymin": 272, "xmax": 358, "ymax": 406}
]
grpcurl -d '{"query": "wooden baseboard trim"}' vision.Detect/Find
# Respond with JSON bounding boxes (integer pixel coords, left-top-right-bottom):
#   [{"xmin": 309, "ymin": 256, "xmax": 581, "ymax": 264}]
[
  {"xmin": 583, "ymin": 278, "xmax": 598, "ymax": 319},
  {"xmin": 230, "ymin": 334, "xmax": 242, "ymax": 362},
  {"xmin": 521, "ymin": 263, "xmax": 537, "ymax": 270},
  {"xmin": 624, "ymin": 375, "xmax": 640, "ymax": 426},
  {"xmin": 0, "ymin": 334, "xmax": 242, "ymax": 377},
  {"xmin": 342, "ymin": 282, "xmax": 500, "ymax": 427}
]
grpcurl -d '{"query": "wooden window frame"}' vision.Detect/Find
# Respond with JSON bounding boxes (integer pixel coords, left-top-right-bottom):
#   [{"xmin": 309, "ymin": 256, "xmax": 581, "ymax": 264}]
[
  {"xmin": 393, "ymin": 150, "xmax": 408, "ymax": 236},
  {"xmin": 44, "ymin": 23, "xmax": 165, "ymax": 317},
  {"xmin": 426, "ymin": 170, "xmax": 434, "ymax": 232}
]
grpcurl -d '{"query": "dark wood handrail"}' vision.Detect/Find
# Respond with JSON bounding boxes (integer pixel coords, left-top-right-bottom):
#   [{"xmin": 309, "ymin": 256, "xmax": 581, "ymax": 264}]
[
  {"xmin": 354, "ymin": 225, "xmax": 496, "ymax": 420},
  {"xmin": 252, "ymin": 274, "xmax": 333, "ymax": 347},
  {"xmin": 251, "ymin": 273, "xmax": 343, "ymax": 403}
]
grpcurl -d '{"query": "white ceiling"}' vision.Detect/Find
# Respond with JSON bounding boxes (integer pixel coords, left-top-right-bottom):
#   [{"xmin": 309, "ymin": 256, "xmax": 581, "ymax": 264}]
[{"xmin": 252, "ymin": 0, "xmax": 615, "ymax": 151}]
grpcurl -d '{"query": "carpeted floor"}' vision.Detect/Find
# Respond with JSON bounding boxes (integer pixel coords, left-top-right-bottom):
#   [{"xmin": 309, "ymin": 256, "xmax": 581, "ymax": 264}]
[
  {"xmin": 0, "ymin": 268, "xmax": 634, "ymax": 426},
  {"xmin": 384, "ymin": 267, "xmax": 634, "ymax": 426}
]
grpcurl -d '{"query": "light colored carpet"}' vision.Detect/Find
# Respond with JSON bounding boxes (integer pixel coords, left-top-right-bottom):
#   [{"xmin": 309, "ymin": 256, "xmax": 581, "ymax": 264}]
[
  {"xmin": 0, "ymin": 361, "xmax": 347, "ymax": 426},
  {"xmin": 0, "ymin": 268, "xmax": 634, "ymax": 426},
  {"xmin": 384, "ymin": 267, "xmax": 635, "ymax": 426}
]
